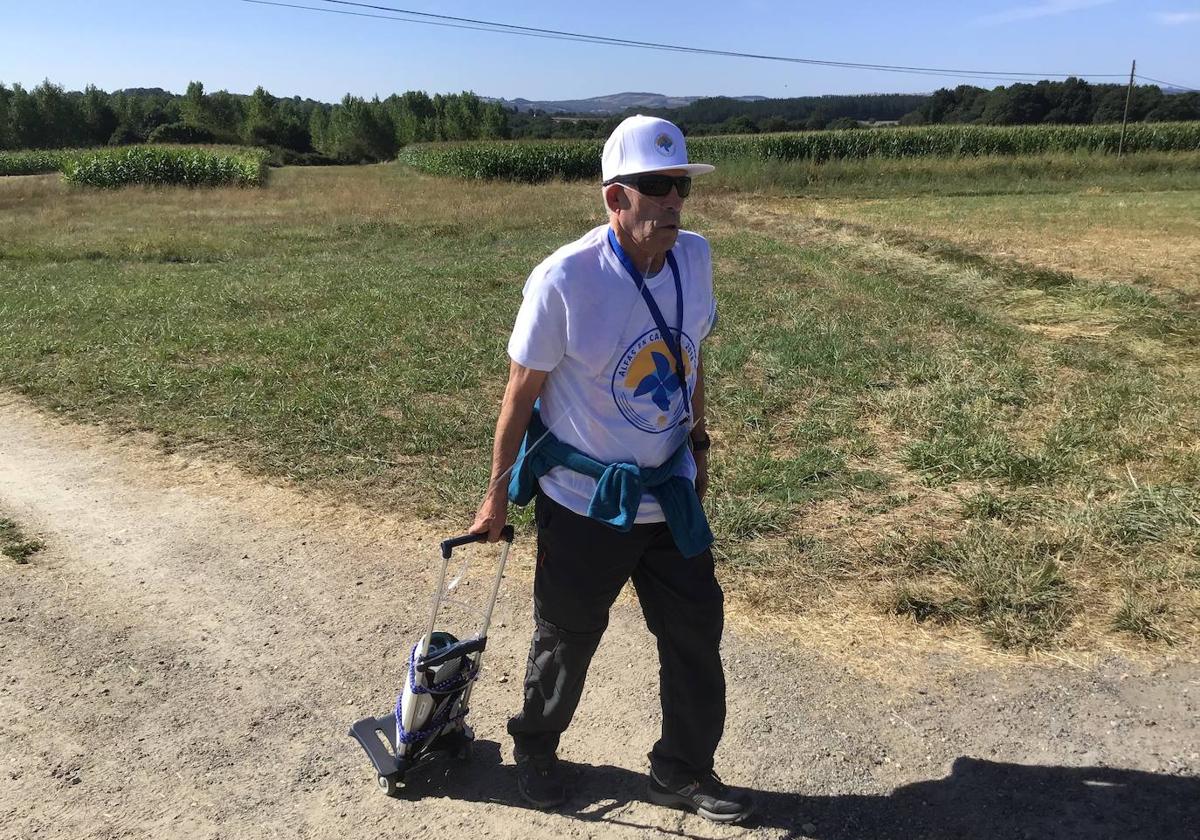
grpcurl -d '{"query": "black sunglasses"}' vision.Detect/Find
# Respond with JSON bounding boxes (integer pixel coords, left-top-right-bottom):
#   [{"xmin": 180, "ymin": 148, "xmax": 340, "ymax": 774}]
[{"xmin": 605, "ymin": 173, "xmax": 692, "ymax": 198}]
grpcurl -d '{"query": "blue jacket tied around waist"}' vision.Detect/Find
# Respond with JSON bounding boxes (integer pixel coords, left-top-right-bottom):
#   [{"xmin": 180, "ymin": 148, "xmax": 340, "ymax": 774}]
[{"xmin": 507, "ymin": 404, "xmax": 714, "ymax": 559}]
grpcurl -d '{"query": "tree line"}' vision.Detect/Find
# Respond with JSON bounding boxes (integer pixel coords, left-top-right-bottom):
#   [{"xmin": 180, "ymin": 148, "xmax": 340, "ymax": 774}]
[
  {"xmin": 510, "ymin": 80, "xmax": 1199, "ymax": 139},
  {"xmin": 900, "ymin": 79, "xmax": 1198, "ymax": 126},
  {"xmin": 0, "ymin": 80, "xmax": 511, "ymax": 162},
  {"xmin": 506, "ymin": 93, "xmax": 927, "ymax": 140},
  {"xmin": 2, "ymin": 78, "xmax": 1196, "ymax": 159}
]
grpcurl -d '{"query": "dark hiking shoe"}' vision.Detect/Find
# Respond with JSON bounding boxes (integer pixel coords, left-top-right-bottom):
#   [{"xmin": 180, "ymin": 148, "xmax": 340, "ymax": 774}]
[
  {"xmin": 647, "ymin": 770, "xmax": 754, "ymax": 824},
  {"xmin": 515, "ymin": 752, "xmax": 567, "ymax": 809}
]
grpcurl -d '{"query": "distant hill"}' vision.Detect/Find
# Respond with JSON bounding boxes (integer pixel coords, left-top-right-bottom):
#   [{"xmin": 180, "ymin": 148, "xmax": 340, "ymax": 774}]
[
  {"xmin": 656, "ymin": 93, "xmax": 930, "ymax": 127},
  {"xmin": 501, "ymin": 91, "xmax": 937, "ymax": 139},
  {"xmin": 486, "ymin": 91, "xmax": 767, "ymax": 115}
]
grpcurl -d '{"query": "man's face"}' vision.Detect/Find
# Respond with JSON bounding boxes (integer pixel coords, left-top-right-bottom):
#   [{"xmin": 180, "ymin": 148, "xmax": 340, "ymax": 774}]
[{"xmin": 609, "ymin": 168, "xmax": 687, "ymax": 260}]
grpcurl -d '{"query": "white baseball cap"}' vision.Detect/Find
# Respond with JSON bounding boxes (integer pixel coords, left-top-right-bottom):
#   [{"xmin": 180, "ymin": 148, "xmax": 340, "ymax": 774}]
[{"xmin": 601, "ymin": 114, "xmax": 715, "ymax": 183}]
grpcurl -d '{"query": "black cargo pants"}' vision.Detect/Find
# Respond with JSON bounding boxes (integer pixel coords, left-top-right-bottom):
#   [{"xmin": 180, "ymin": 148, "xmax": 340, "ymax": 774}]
[{"xmin": 507, "ymin": 492, "xmax": 726, "ymax": 786}]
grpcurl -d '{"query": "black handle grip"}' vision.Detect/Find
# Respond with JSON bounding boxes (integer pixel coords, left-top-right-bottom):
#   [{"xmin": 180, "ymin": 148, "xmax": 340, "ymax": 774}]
[
  {"xmin": 441, "ymin": 524, "xmax": 514, "ymax": 558},
  {"xmin": 418, "ymin": 637, "xmax": 489, "ymax": 671}
]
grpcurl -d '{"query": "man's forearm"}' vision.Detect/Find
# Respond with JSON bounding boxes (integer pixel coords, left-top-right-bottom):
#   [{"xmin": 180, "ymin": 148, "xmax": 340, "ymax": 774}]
[
  {"xmin": 690, "ymin": 355, "xmax": 707, "ymax": 440},
  {"xmin": 487, "ymin": 398, "xmax": 534, "ymax": 495},
  {"xmin": 484, "ymin": 362, "xmax": 547, "ymax": 499}
]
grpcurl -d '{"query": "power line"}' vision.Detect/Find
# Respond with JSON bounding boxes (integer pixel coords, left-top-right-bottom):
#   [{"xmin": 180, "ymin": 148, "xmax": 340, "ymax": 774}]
[
  {"xmin": 240, "ymin": 0, "xmax": 1128, "ymax": 84},
  {"xmin": 238, "ymin": 0, "xmax": 1052, "ymax": 85},
  {"xmin": 242, "ymin": 1, "xmax": 621, "ymax": 49},
  {"xmin": 1136, "ymin": 74, "xmax": 1200, "ymax": 93},
  {"xmin": 315, "ymin": 0, "xmax": 1126, "ymax": 79}
]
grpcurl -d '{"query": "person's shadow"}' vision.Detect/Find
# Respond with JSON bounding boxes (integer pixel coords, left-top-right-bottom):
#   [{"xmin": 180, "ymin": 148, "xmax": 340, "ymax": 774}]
[{"xmin": 398, "ymin": 740, "xmax": 1200, "ymax": 839}]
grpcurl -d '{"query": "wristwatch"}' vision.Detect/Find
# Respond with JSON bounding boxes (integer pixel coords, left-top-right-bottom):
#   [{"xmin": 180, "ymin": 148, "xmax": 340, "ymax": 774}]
[{"xmin": 690, "ymin": 432, "xmax": 711, "ymax": 453}]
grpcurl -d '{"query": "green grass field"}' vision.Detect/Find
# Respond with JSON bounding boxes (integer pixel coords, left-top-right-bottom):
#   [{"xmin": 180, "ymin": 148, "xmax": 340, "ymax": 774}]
[{"xmin": 1, "ymin": 154, "xmax": 1197, "ymax": 650}]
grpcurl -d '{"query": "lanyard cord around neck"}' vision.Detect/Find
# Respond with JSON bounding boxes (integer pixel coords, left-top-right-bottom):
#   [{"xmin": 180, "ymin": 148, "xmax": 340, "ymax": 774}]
[{"xmin": 606, "ymin": 227, "xmax": 691, "ymax": 426}]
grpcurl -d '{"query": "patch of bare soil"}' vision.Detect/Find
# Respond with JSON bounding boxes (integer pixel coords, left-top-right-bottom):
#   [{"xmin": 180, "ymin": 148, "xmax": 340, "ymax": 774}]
[{"xmin": 1, "ymin": 394, "xmax": 1197, "ymax": 839}]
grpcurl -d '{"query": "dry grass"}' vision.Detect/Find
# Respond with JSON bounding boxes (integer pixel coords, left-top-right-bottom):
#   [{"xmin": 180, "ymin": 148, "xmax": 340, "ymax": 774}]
[
  {"xmin": 781, "ymin": 191, "xmax": 1200, "ymax": 298},
  {"xmin": 0, "ymin": 167, "xmax": 601, "ymax": 262},
  {"xmin": 695, "ymin": 191, "xmax": 1200, "ymax": 653}
]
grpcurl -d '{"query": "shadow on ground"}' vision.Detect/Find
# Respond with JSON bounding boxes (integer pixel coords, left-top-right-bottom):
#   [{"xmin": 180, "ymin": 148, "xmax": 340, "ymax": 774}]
[{"xmin": 395, "ymin": 740, "xmax": 1200, "ymax": 840}]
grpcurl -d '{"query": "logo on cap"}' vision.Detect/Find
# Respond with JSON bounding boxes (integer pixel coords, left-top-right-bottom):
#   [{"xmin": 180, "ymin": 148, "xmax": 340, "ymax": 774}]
[{"xmin": 654, "ymin": 133, "xmax": 674, "ymax": 157}]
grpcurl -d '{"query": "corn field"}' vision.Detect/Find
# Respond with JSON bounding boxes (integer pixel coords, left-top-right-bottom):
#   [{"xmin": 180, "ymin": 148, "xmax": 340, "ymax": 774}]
[
  {"xmin": 0, "ymin": 149, "xmax": 84, "ymax": 176},
  {"xmin": 61, "ymin": 146, "xmax": 270, "ymax": 188},
  {"xmin": 1, "ymin": 145, "xmax": 270, "ymax": 187},
  {"xmin": 398, "ymin": 122, "xmax": 1200, "ymax": 182}
]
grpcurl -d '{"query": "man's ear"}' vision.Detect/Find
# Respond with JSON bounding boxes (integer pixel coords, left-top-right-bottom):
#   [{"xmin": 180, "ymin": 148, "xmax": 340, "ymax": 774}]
[{"xmin": 603, "ymin": 183, "xmax": 627, "ymax": 213}]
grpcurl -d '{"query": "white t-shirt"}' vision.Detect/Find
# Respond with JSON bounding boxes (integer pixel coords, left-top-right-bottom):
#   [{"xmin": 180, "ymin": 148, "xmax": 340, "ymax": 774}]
[{"xmin": 507, "ymin": 224, "xmax": 717, "ymax": 523}]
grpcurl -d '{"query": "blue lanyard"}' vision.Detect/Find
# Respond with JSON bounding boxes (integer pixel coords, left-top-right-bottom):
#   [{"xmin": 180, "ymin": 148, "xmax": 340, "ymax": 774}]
[{"xmin": 607, "ymin": 227, "xmax": 691, "ymax": 424}]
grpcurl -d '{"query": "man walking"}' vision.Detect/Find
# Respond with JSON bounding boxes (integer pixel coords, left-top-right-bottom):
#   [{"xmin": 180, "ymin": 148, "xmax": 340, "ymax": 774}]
[{"xmin": 470, "ymin": 115, "xmax": 751, "ymax": 823}]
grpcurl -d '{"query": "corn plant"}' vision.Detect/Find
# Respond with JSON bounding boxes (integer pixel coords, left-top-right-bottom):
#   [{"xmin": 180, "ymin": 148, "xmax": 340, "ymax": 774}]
[
  {"xmin": 0, "ymin": 149, "xmax": 83, "ymax": 176},
  {"xmin": 61, "ymin": 146, "xmax": 270, "ymax": 188},
  {"xmin": 398, "ymin": 122, "xmax": 1200, "ymax": 182}
]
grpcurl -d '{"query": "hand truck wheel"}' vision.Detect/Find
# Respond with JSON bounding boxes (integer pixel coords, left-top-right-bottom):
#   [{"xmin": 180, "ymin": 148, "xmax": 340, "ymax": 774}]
[{"xmin": 377, "ymin": 772, "xmax": 402, "ymax": 798}]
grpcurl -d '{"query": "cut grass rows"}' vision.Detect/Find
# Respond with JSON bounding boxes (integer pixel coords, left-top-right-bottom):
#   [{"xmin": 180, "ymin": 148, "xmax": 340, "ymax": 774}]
[
  {"xmin": 698, "ymin": 193, "xmax": 1199, "ymax": 649},
  {"xmin": 702, "ymin": 150, "xmax": 1200, "ymax": 197}
]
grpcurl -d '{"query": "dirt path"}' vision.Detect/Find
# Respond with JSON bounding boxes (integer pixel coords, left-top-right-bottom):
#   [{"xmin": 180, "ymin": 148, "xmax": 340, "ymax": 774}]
[{"xmin": 1, "ymin": 394, "xmax": 1197, "ymax": 840}]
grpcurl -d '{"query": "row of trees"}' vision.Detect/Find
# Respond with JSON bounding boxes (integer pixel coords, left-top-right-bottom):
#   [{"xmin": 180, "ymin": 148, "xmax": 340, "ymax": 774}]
[
  {"xmin": 507, "ymin": 93, "xmax": 929, "ymax": 139},
  {"xmin": 0, "ymin": 81, "xmax": 511, "ymax": 162},
  {"xmin": 310, "ymin": 89, "xmax": 510, "ymax": 161},
  {"xmin": 506, "ymin": 81, "xmax": 1198, "ymax": 140},
  {"xmin": 661, "ymin": 92, "xmax": 928, "ymax": 134},
  {"xmin": 900, "ymin": 79, "xmax": 1198, "ymax": 126},
  {"xmin": 2, "ymin": 78, "xmax": 1196, "ymax": 158}
]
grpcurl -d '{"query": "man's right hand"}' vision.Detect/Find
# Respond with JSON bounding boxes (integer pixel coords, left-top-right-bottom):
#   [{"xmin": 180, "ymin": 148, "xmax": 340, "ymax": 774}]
[{"xmin": 469, "ymin": 490, "xmax": 509, "ymax": 542}]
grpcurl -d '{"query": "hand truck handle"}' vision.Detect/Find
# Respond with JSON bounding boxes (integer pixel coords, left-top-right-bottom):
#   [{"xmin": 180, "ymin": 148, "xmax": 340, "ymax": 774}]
[{"xmin": 440, "ymin": 525, "xmax": 514, "ymax": 559}]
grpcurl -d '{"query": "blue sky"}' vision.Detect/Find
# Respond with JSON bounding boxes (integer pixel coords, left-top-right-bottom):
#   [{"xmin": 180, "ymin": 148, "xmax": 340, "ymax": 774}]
[{"xmin": 5, "ymin": 1, "xmax": 1197, "ymax": 101}]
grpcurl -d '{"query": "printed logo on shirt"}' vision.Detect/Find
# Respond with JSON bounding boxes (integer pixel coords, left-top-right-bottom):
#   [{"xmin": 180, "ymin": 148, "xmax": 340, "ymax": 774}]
[{"xmin": 611, "ymin": 327, "xmax": 696, "ymax": 433}]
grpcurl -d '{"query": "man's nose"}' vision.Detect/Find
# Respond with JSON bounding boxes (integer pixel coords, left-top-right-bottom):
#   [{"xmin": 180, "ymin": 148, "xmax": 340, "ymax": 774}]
[{"xmin": 661, "ymin": 188, "xmax": 684, "ymax": 209}]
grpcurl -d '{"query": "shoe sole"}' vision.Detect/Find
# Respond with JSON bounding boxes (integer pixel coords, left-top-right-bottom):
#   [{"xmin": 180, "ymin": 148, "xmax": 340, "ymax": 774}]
[
  {"xmin": 646, "ymin": 783, "xmax": 751, "ymax": 824},
  {"xmin": 517, "ymin": 781, "xmax": 566, "ymax": 811}
]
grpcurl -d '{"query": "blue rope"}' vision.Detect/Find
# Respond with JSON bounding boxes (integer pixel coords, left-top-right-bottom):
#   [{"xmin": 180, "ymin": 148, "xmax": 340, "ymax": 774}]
[
  {"xmin": 394, "ymin": 692, "xmax": 468, "ymax": 745},
  {"xmin": 406, "ymin": 642, "xmax": 479, "ymax": 695},
  {"xmin": 395, "ymin": 643, "xmax": 480, "ymax": 746}
]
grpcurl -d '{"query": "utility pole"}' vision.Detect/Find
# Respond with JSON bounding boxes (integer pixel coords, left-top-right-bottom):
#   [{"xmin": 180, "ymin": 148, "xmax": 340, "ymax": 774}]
[{"xmin": 1118, "ymin": 58, "xmax": 1136, "ymax": 158}]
